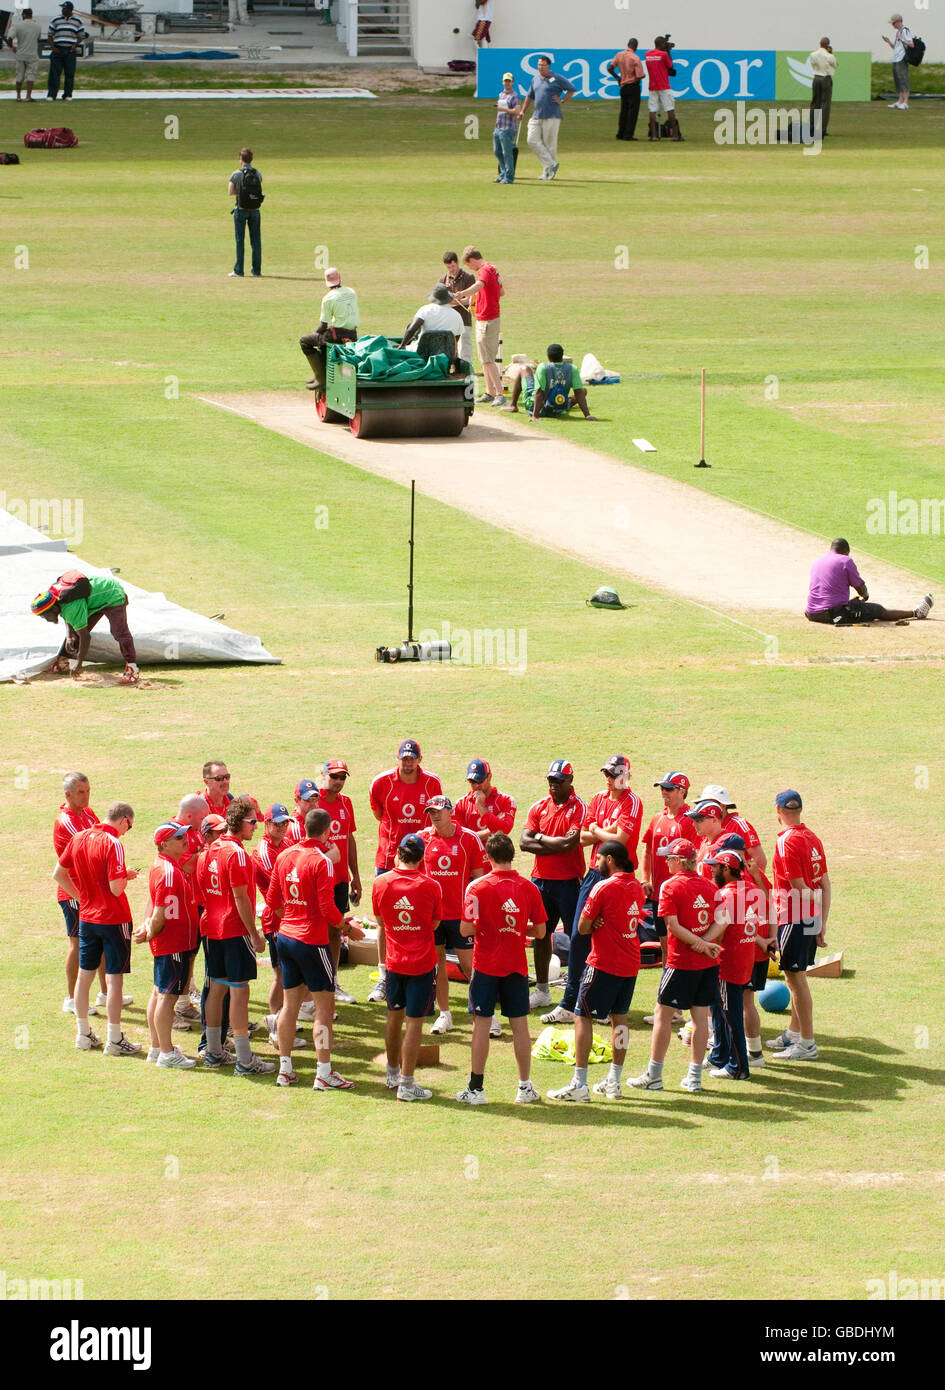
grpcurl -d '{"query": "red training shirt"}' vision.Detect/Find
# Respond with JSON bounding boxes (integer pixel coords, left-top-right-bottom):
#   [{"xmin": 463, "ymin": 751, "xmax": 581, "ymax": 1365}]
[
  {"xmin": 419, "ymin": 823, "xmax": 486, "ymax": 919},
  {"xmin": 147, "ymin": 853, "xmax": 199, "ymax": 956},
  {"xmin": 452, "ymin": 786, "xmax": 517, "ymax": 839},
  {"xmin": 53, "ymin": 802, "xmax": 99, "ymax": 902},
  {"xmin": 195, "ymin": 834, "xmax": 256, "ymax": 940},
  {"xmin": 58, "ymin": 823, "xmax": 132, "ymax": 925},
  {"xmin": 473, "ymin": 262, "xmax": 502, "ymax": 322},
  {"xmin": 645, "ymin": 48, "xmax": 673, "ymax": 92},
  {"xmin": 525, "ymin": 791, "xmax": 587, "ymax": 881},
  {"xmin": 583, "ymin": 788, "xmax": 644, "ymax": 869},
  {"xmin": 658, "ymin": 870, "xmax": 716, "ymax": 971},
  {"xmin": 583, "ymin": 872, "xmax": 644, "ymax": 977},
  {"xmin": 252, "ymin": 833, "xmax": 288, "ymax": 935},
  {"xmin": 266, "ymin": 840, "xmax": 341, "ymax": 947},
  {"xmin": 371, "ymin": 867, "xmax": 441, "ymax": 975},
  {"xmin": 317, "ymin": 789, "xmax": 357, "ymax": 882},
  {"xmin": 464, "ymin": 868, "xmax": 546, "ymax": 977},
  {"xmin": 642, "ymin": 805, "xmax": 697, "ymax": 899},
  {"xmin": 369, "ymin": 767, "xmax": 444, "ymax": 871},
  {"xmin": 772, "ymin": 824, "xmax": 828, "ymax": 926},
  {"xmin": 714, "ymin": 879, "xmax": 761, "ymax": 986}
]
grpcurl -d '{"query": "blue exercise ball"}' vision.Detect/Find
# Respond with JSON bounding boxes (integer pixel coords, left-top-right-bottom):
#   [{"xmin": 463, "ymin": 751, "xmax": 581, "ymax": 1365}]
[{"xmin": 759, "ymin": 980, "xmax": 791, "ymax": 1013}]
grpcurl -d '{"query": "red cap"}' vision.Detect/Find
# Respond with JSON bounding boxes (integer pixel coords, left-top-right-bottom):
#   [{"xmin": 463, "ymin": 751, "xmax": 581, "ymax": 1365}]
[
  {"xmin": 154, "ymin": 821, "xmax": 187, "ymax": 847},
  {"xmin": 200, "ymin": 813, "xmax": 227, "ymax": 836},
  {"xmin": 705, "ymin": 849, "xmax": 743, "ymax": 871},
  {"xmin": 690, "ymin": 799, "xmax": 725, "ymax": 820},
  {"xmin": 324, "ymin": 759, "xmax": 349, "ymax": 776},
  {"xmin": 657, "ymin": 837, "xmax": 697, "ymax": 858}
]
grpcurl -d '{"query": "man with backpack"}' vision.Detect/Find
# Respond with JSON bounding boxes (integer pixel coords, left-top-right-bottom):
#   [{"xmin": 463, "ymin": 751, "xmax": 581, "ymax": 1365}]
[
  {"xmin": 30, "ymin": 571, "xmax": 141, "ymax": 684},
  {"xmin": 884, "ymin": 14, "xmax": 919, "ymax": 110},
  {"xmin": 227, "ymin": 147, "xmax": 263, "ymax": 278},
  {"xmin": 500, "ymin": 344, "xmax": 599, "ymax": 421}
]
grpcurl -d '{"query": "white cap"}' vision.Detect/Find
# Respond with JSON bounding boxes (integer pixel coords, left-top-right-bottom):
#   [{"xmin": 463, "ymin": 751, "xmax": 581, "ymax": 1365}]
[{"xmin": 700, "ymin": 783, "xmax": 733, "ymax": 807}]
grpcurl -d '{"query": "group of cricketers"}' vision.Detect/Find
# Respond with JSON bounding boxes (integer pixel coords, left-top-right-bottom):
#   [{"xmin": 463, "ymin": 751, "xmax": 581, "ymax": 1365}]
[{"xmin": 52, "ymin": 739, "xmax": 831, "ymax": 1104}]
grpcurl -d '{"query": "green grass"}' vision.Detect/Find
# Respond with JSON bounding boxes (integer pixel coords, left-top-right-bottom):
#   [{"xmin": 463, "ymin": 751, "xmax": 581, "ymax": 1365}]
[{"xmin": 1, "ymin": 94, "xmax": 943, "ymax": 1302}]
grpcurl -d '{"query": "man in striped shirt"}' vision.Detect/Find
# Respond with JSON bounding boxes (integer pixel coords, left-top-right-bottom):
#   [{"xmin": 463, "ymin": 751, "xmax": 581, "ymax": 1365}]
[{"xmin": 46, "ymin": 1, "xmax": 83, "ymax": 102}]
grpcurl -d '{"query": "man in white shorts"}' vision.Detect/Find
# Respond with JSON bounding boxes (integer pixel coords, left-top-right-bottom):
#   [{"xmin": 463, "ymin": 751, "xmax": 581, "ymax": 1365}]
[{"xmin": 645, "ymin": 37, "xmax": 680, "ymax": 141}]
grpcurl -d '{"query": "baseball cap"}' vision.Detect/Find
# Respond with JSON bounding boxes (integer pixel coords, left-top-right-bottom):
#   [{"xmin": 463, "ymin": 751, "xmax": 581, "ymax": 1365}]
[
  {"xmin": 890, "ymin": 13, "xmax": 903, "ymax": 22},
  {"xmin": 502, "ymin": 71, "xmax": 514, "ymax": 80},
  {"xmin": 430, "ymin": 284, "xmax": 453, "ymax": 304},
  {"xmin": 690, "ymin": 799, "xmax": 725, "ymax": 820},
  {"xmin": 398, "ymin": 739, "xmax": 421, "ymax": 759},
  {"xmin": 775, "ymin": 789, "xmax": 803, "ymax": 810},
  {"xmin": 324, "ymin": 759, "xmax": 349, "ymax": 776},
  {"xmin": 200, "ymin": 813, "xmax": 227, "ymax": 836},
  {"xmin": 30, "ymin": 589, "xmax": 57, "ymax": 615},
  {"xmin": 654, "ymin": 771, "xmax": 690, "ymax": 791},
  {"xmin": 264, "ymin": 803, "xmax": 291, "ymax": 824},
  {"xmin": 657, "ymin": 837, "xmax": 696, "ymax": 858},
  {"xmin": 154, "ymin": 820, "xmax": 187, "ymax": 847},
  {"xmin": 61, "ymin": 2, "xmax": 74, "ymax": 9},
  {"xmin": 466, "ymin": 758, "xmax": 491, "ymax": 783},
  {"xmin": 705, "ymin": 849, "xmax": 743, "ymax": 871},
  {"xmin": 295, "ymin": 779, "xmax": 318, "ymax": 801},
  {"xmin": 547, "ymin": 759, "xmax": 574, "ymax": 781},
  {"xmin": 601, "ymin": 753, "xmax": 630, "ymax": 776},
  {"xmin": 398, "ymin": 832, "xmax": 425, "ymax": 857},
  {"xmin": 719, "ymin": 833, "xmax": 746, "ymax": 853},
  {"xmin": 700, "ymin": 783, "xmax": 732, "ymax": 806},
  {"xmin": 425, "ymin": 795, "xmax": 453, "ymax": 813},
  {"xmin": 324, "ymin": 267, "xmax": 341, "ymax": 286}
]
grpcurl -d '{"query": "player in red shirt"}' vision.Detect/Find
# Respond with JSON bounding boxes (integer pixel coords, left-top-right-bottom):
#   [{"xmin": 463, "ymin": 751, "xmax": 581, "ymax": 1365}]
[
  {"xmin": 419, "ymin": 795, "xmax": 487, "ymax": 1034},
  {"xmin": 688, "ymin": 799, "xmax": 729, "ymax": 879},
  {"xmin": 55, "ymin": 771, "xmax": 106, "ymax": 1015},
  {"xmin": 253, "ymin": 803, "xmax": 293, "ymax": 1027},
  {"xmin": 267, "ymin": 807, "xmax": 359, "ymax": 1090},
  {"xmin": 701, "ymin": 848, "xmax": 767, "ymax": 1081},
  {"xmin": 54, "ymin": 801, "xmax": 141, "ymax": 1057},
  {"xmin": 195, "ymin": 796, "xmax": 273, "ymax": 1076},
  {"xmin": 548, "ymin": 753, "xmax": 643, "ymax": 1025},
  {"xmin": 134, "ymin": 822, "xmax": 199, "ymax": 1069},
  {"xmin": 371, "ymin": 833, "xmax": 442, "ymax": 1102},
  {"xmin": 630, "ymin": 838, "xmax": 721, "ymax": 1093},
  {"xmin": 318, "ymin": 758, "xmax": 362, "ymax": 1003},
  {"xmin": 201, "ymin": 759, "xmax": 233, "ymax": 818},
  {"xmin": 286, "ymin": 778, "xmax": 319, "ymax": 844},
  {"xmin": 700, "ymin": 783, "xmax": 768, "ymax": 878},
  {"xmin": 168, "ymin": 793, "xmax": 214, "ymax": 1025},
  {"xmin": 549, "ymin": 841, "xmax": 644, "ymax": 1102},
  {"xmin": 459, "ymin": 833, "xmax": 547, "ymax": 1105},
  {"xmin": 641, "ymin": 771, "xmax": 697, "ymax": 972},
  {"xmin": 368, "ymin": 739, "xmax": 443, "ymax": 1003},
  {"xmin": 768, "ymin": 790, "xmax": 832, "ymax": 1062},
  {"xmin": 644, "ymin": 36, "xmax": 680, "ymax": 141},
  {"xmin": 452, "ymin": 758, "xmax": 517, "ymax": 846},
  {"xmin": 520, "ymin": 759, "xmax": 587, "ymax": 1010}
]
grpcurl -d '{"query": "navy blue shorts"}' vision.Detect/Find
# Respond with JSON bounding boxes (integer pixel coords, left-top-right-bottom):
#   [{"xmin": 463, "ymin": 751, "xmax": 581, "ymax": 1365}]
[
  {"xmin": 646, "ymin": 900, "xmax": 667, "ymax": 938},
  {"xmin": 276, "ymin": 934, "xmax": 336, "ymax": 993},
  {"xmin": 468, "ymin": 970, "xmax": 529, "ymax": 1019},
  {"xmin": 60, "ymin": 898, "xmax": 80, "ymax": 938},
  {"xmin": 386, "ymin": 967, "xmax": 437, "ymax": 1018},
  {"xmin": 533, "ymin": 877, "xmax": 581, "ymax": 932},
  {"xmin": 204, "ymin": 934, "xmax": 258, "ymax": 986},
  {"xmin": 656, "ymin": 964, "xmax": 719, "ymax": 1010},
  {"xmin": 154, "ymin": 949, "xmax": 196, "ymax": 996},
  {"xmin": 435, "ymin": 918, "xmax": 474, "ymax": 951},
  {"xmin": 78, "ymin": 920, "xmax": 132, "ymax": 975},
  {"xmin": 266, "ymin": 932, "xmax": 280, "ymax": 969},
  {"xmin": 749, "ymin": 958, "xmax": 770, "ymax": 992},
  {"xmin": 576, "ymin": 965, "xmax": 637, "ymax": 1018},
  {"xmin": 777, "ymin": 921, "xmax": 818, "ymax": 973},
  {"xmin": 333, "ymin": 881, "xmax": 350, "ymax": 915}
]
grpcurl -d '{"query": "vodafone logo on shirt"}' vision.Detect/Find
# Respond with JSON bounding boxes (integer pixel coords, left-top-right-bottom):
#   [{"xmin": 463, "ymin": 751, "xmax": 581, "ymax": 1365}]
[
  {"xmin": 500, "ymin": 897, "xmax": 521, "ymax": 931},
  {"xmin": 692, "ymin": 893, "xmax": 712, "ymax": 928},
  {"xmin": 393, "ymin": 894, "xmax": 419, "ymax": 928}
]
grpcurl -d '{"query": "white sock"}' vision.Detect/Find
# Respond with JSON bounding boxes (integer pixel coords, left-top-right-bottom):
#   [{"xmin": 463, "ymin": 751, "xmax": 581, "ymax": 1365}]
[
  {"xmin": 747, "ymin": 1035, "xmax": 762, "ymax": 1052},
  {"xmin": 648, "ymin": 1059, "xmax": 663, "ymax": 1080},
  {"xmin": 316, "ymin": 1061, "xmax": 332, "ymax": 1080},
  {"xmin": 608, "ymin": 1063, "xmax": 623, "ymax": 1083},
  {"xmin": 517, "ymin": 1077, "xmax": 531, "ymax": 1088},
  {"xmin": 687, "ymin": 1061, "xmax": 703, "ymax": 1080},
  {"xmin": 279, "ymin": 1056, "xmax": 293, "ymax": 1074},
  {"xmin": 574, "ymin": 1066, "xmax": 588, "ymax": 1086},
  {"xmin": 147, "ymin": 1046, "xmax": 160, "ymax": 1061},
  {"xmin": 400, "ymin": 1073, "xmax": 414, "ymax": 1088},
  {"xmin": 159, "ymin": 1050, "xmax": 175, "ymax": 1062},
  {"xmin": 107, "ymin": 1023, "xmax": 121, "ymax": 1044},
  {"xmin": 800, "ymin": 1036, "xmax": 815, "ymax": 1049},
  {"xmin": 76, "ymin": 1017, "xmax": 90, "ymax": 1037},
  {"xmin": 377, "ymin": 965, "xmax": 387, "ymax": 981}
]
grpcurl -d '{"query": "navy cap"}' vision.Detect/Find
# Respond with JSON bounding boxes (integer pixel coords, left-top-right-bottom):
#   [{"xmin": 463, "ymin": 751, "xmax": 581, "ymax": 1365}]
[
  {"xmin": 547, "ymin": 759, "xmax": 573, "ymax": 781},
  {"xmin": 295, "ymin": 779, "xmax": 318, "ymax": 801},
  {"xmin": 654, "ymin": 770, "xmax": 690, "ymax": 791},
  {"xmin": 776, "ymin": 789, "xmax": 803, "ymax": 810},
  {"xmin": 398, "ymin": 832, "xmax": 425, "ymax": 857},
  {"xmin": 601, "ymin": 753, "xmax": 630, "ymax": 776},
  {"xmin": 466, "ymin": 758, "xmax": 490, "ymax": 783},
  {"xmin": 425, "ymin": 795, "xmax": 453, "ymax": 813},
  {"xmin": 398, "ymin": 739, "xmax": 421, "ymax": 759},
  {"xmin": 718, "ymin": 833, "xmax": 746, "ymax": 853},
  {"xmin": 265, "ymin": 803, "xmax": 291, "ymax": 824}
]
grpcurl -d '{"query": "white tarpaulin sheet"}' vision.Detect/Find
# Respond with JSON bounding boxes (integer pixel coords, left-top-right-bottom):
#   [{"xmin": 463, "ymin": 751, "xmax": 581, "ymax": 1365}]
[{"xmin": 0, "ymin": 511, "xmax": 280, "ymax": 682}]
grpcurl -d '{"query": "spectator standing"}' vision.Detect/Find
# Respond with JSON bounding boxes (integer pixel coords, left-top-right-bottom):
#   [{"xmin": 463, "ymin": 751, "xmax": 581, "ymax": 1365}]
[
  {"xmin": 46, "ymin": 1, "xmax": 83, "ymax": 102},
  {"xmin": 453, "ymin": 246, "xmax": 505, "ymax": 405},
  {"xmin": 227, "ymin": 147, "xmax": 263, "ymax": 279},
  {"xmin": 439, "ymin": 251, "xmax": 475, "ymax": 367},
  {"xmin": 493, "ymin": 71, "xmax": 520, "ymax": 184},
  {"xmin": 12, "ymin": 7, "xmax": 41, "ymax": 102},
  {"xmin": 607, "ymin": 38, "xmax": 644, "ymax": 140},
  {"xmin": 808, "ymin": 38, "xmax": 837, "ymax": 136},
  {"xmin": 883, "ymin": 14, "xmax": 914, "ymax": 109},
  {"xmin": 518, "ymin": 54, "xmax": 576, "ymax": 181},
  {"xmin": 644, "ymin": 37, "xmax": 680, "ymax": 141}
]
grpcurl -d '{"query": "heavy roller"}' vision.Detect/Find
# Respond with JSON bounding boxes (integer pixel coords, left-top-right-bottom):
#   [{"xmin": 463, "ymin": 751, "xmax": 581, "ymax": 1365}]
[{"xmin": 309, "ymin": 334, "xmax": 474, "ymax": 440}]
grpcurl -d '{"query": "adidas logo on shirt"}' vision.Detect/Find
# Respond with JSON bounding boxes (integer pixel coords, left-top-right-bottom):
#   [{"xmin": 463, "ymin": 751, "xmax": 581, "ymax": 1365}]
[
  {"xmin": 501, "ymin": 898, "xmax": 519, "ymax": 913},
  {"xmin": 693, "ymin": 894, "xmax": 710, "ymax": 910},
  {"xmin": 393, "ymin": 896, "xmax": 414, "ymax": 910}
]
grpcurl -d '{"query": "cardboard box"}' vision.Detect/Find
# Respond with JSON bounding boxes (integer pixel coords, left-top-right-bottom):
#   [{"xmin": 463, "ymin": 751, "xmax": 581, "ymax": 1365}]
[
  {"xmin": 346, "ymin": 938, "xmax": 379, "ymax": 966},
  {"xmin": 807, "ymin": 950, "xmax": 844, "ymax": 979}
]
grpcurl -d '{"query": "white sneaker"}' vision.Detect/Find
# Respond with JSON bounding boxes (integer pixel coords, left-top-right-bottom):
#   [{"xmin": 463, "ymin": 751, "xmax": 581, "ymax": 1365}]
[
  {"xmin": 75, "ymin": 1030, "xmax": 101, "ymax": 1051},
  {"xmin": 189, "ymin": 988, "xmax": 201, "ymax": 1009},
  {"xmin": 146, "ymin": 1046, "xmax": 160, "ymax": 1063},
  {"xmin": 313, "ymin": 1069, "xmax": 354, "ymax": 1090},
  {"xmin": 529, "ymin": 985, "xmax": 552, "ymax": 1010},
  {"xmin": 455, "ymin": 1086, "xmax": 487, "ymax": 1105},
  {"xmin": 678, "ymin": 1024, "xmax": 694, "ymax": 1046},
  {"xmin": 766, "ymin": 1030, "xmax": 797, "ymax": 1050},
  {"xmin": 515, "ymin": 1081, "xmax": 540, "ymax": 1104},
  {"xmin": 234, "ymin": 1055, "xmax": 277, "ymax": 1075},
  {"xmin": 96, "ymin": 991, "xmax": 133, "ymax": 1008},
  {"xmin": 334, "ymin": 985, "xmax": 357, "ymax": 1005},
  {"xmin": 263, "ymin": 1012, "xmax": 279, "ymax": 1035},
  {"xmin": 430, "ymin": 1011, "xmax": 454, "ymax": 1035},
  {"xmin": 62, "ymin": 996, "xmax": 75, "ymax": 1014},
  {"xmin": 547, "ymin": 1080, "xmax": 590, "ymax": 1102},
  {"xmin": 915, "ymin": 594, "xmax": 933, "ymax": 619},
  {"xmin": 770, "ymin": 1042, "xmax": 818, "ymax": 1061},
  {"xmin": 385, "ymin": 1068, "xmax": 402, "ymax": 1090},
  {"xmin": 593, "ymin": 1077, "xmax": 622, "ymax": 1098},
  {"xmin": 172, "ymin": 1018, "xmax": 192, "ymax": 1032},
  {"xmin": 679, "ymin": 1074, "xmax": 703, "ymax": 1092},
  {"xmin": 747, "ymin": 1051, "xmax": 765, "ymax": 1068},
  {"xmin": 397, "ymin": 1081, "xmax": 432, "ymax": 1101},
  {"xmin": 157, "ymin": 1048, "xmax": 197, "ymax": 1069},
  {"xmin": 629, "ymin": 1071, "xmax": 663, "ymax": 1091},
  {"xmin": 104, "ymin": 1033, "xmax": 141, "ymax": 1056},
  {"xmin": 174, "ymin": 1001, "xmax": 201, "ymax": 1022},
  {"xmin": 367, "ymin": 980, "xmax": 387, "ymax": 1004},
  {"xmin": 540, "ymin": 1004, "xmax": 575, "ymax": 1025},
  {"xmin": 298, "ymin": 1001, "xmax": 316, "ymax": 1021},
  {"xmin": 489, "ymin": 1016, "xmax": 502, "ymax": 1038}
]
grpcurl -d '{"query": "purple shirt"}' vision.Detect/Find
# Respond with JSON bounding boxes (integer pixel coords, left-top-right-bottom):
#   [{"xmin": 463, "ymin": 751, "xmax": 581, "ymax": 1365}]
[{"xmin": 806, "ymin": 552, "xmax": 864, "ymax": 612}]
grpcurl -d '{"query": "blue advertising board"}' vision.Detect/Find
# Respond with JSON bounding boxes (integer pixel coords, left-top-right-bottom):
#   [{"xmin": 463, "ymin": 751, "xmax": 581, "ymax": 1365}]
[{"xmin": 477, "ymin": 48, "xmax": 779, "ymax": 101}]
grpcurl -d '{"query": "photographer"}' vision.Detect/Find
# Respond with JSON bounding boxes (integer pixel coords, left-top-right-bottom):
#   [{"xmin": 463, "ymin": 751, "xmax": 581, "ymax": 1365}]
[
  {"xmin": 808, "ymin": 37, "xmax": 837, "ymax": 137},
  {"xmin": 644, "ymin": 35, "xmax": 680, "ymax": 142}
]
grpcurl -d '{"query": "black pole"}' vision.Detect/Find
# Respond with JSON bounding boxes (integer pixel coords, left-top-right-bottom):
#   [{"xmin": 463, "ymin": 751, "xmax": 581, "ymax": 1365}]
[{"xmin": 406, "ymin": 479, "xmax": 415, "ymax": 643}]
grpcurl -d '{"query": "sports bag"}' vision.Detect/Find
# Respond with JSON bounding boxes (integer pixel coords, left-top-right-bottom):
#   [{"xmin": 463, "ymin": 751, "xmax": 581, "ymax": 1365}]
[
  {"xmin": 236, "ymin": 165, "xmax": 264, "ymax": 209},
  {"xmin": 541, "ymin": 361, "xmax": 574, "ymax": 415},
  {"xmin": 0, "ymin": 153, "xmax": 20, "ymax": 164},
  {"xmin": 52, "ymin": 570, "xmax": 92, "ymax": 605},
  {"xmin": 24, "ymin": 128, "xmax": 79, "ymax": 149},
  {"xmin": 906, "ymin": 36, "xmax": 926, "ymax": 66}
]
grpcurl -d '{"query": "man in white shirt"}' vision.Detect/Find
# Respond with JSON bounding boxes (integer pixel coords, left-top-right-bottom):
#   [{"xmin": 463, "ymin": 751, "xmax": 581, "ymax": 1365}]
[
  {"xmin": 808, "ymin": 38, "xmax": 837, "ymax": 137},
  {"xmin": 399, "ymin": 285, "xmax": 464, "ymax": 359},
  {"xmin": 883, "ymin": 14, "xmax": 914, "ymax": 109}
]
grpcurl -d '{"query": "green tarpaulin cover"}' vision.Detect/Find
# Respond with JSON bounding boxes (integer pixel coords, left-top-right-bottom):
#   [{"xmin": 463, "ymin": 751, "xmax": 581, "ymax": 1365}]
[{"xmin": 334, "ymin": 335, "xmax": 452, "ymax": 381}]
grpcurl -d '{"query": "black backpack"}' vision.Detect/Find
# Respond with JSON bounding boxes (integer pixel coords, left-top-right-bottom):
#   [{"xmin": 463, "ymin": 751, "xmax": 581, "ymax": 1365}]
[
  {"xmin": 906, "ymin": 36, "xmax": 926, "ymax": 66},
  {"xmin": 237, "ymin": 165, "xmax": 264, "ymax": 210},
  {"xmin": 0, "ymin": 153, "xmax": 19, "ymax": 165}
]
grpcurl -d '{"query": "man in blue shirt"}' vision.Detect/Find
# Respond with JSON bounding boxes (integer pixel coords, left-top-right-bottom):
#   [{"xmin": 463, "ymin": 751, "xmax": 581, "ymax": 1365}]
[{"xmin": 518, "ymin": 54, "xmax": 576, "ymax": 181}]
